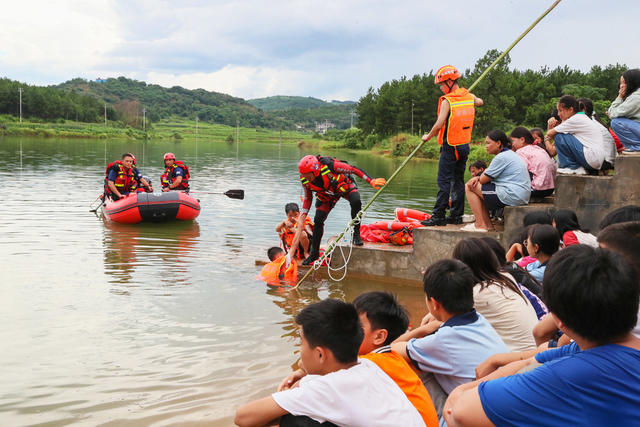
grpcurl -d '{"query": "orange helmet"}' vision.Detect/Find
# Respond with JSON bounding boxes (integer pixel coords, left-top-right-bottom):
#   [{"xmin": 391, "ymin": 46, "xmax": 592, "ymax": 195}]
[
  {"xmin": 164, "ymin": 152, "xmax": 176, "ymax": 161},
  {"xmin": 434, "ymin": 65, "xmax": 461, "ymax": 84},
  {"xmin": 298, "ymin": 155, "xmax": 320, "ymax": 175}
]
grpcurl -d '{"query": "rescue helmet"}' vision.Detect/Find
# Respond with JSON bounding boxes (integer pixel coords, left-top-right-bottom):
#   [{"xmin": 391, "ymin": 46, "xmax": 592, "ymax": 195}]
[
  {"xmin": 163, "ymin": 152, "xmax": 176, "ymax": 161},
  {"xmin": 434, "ymin": 65, "xmax": 461, "ymax": 84},
  {"xmin": 298, "ymin": 155, "xmax": 320, "ymax": 175}
]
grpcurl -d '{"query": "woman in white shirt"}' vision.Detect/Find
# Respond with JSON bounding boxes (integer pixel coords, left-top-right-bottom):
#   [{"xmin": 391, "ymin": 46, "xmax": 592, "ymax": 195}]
[{"xmin": 453, "ymin": 237, "xmax": 538, "ymax": 352}]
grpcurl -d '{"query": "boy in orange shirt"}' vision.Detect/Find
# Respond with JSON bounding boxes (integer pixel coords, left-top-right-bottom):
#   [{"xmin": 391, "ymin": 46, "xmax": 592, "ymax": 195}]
[{"xmin": 278, "ymin": 292, "xmax": 438, "ymax": 427}]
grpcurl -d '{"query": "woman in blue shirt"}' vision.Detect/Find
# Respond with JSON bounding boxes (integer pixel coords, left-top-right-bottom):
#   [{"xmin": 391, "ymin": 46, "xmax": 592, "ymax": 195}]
[{"xmin": 463, "ymin": 130, "xmax": 531, "ymax": 232}]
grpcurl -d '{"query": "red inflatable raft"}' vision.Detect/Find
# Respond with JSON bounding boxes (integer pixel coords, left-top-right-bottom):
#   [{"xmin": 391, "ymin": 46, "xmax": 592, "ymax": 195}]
[{"xmin": 103, "ymin": 192, "xmax": 200, "ymax": 224}]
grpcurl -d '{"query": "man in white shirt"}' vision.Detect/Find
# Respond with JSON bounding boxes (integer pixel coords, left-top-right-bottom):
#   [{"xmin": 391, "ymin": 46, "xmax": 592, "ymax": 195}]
[
  {"xmin": 234, "ymin": 299, "xmax": 425, "ymax": 427},
  {"xmin": 546, "ymin": 95, "xmax": 606, "ymax": 174}
]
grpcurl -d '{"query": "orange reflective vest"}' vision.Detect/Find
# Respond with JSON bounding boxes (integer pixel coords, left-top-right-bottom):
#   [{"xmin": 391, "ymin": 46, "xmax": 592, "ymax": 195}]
[
  {"xmin": 105, "ymin": 161, "xmax": 137, "ymax": 195},
  {"xmin": 161, "ymin": 161, "xmax": 190, "ymax": 190},
  {"xmin": 283, "ymin": 217, "xmax": 314, "ymax": 257},
  {"xmin": 362, "ymin": 349, "xmax": 439, "ymax": 427},
  {"xmin": 437, "ymin": 88, "xmax": 475, "ymax": 146},
  {"xmin": 259, "ymin": 255, "xmax": 298, "ymax": 285},
  {"xmin": 300, "ymin": 159, "xmax": 355, "ymax": 202}
]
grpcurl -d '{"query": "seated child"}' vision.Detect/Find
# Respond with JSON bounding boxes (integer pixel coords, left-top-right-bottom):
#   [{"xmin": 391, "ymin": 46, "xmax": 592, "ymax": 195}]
[
  {"xmin": 468, "ymin": 160, "xmax": 487, "ymax": 177},
  {"xmin": 258, "ymin": 247, "xmax": 297, "ymax": 285},
  {"xmin": 276, "ymin": 203, "xmax": 313, "ymax": 259},
  {"xmin": 279, "ymin": 292, "xmax": 439, "ymax": 427},
  {"xmin": 552, "ymin": 209, "xmax": 598, "ymax": 247},
  {"xmin": 510, "ymin": 126, "xmax": 556, "ymax": 199},
  {"xmin": 391, "ymin": 259, "xmax": 508, "ymax": 419},
  {"xmin": 235, "ymin": 299, "xmax": 425, "ymax": 427},
  {"xmin": 530, "ymin": 127, "xmax": 551, "ymax": 156},
  {"xmin": 524, "ymin": 224, "xmax": 560, "ymax": 282},
  {"xmin": 443, "ymin": 245, "xmax": 640, "ymax": 426}
]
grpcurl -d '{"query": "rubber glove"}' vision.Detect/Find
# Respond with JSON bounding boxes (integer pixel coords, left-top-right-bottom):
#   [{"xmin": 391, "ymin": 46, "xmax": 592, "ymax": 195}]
[{"xmin": 370, "ymin": 178, "xmax": 387, "ymax": 189}]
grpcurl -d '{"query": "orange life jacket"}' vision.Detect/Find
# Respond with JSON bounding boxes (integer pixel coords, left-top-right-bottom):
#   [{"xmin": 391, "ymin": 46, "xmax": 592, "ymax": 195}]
[
  {"xmin": 362, "ymin": 350, "xmax": 439, "ymax": 427},
  {"xmin": 104, "ymin": 161, "xmax": 137, "ymax": 195},
  {"xmin": 437, "ymin": 88, "xmax": 475, "ymax": 146},
  {"xmin": 161, "ymin": 161, "xmax": 190, "ymax": 190},
  {"xmin": 259, "ymin": 255, "xmax": 298, "ymax": 285},
  {"xmin": 389, "ymin": 227, "xmax": 413, "ymax": 246},
  {"xmin": 300, "ymin": 156, "xmax": 355, "ymax": 201},
  {"xmin": 283, "ymin": 217, "xmax": 314, "ymax": 258}
]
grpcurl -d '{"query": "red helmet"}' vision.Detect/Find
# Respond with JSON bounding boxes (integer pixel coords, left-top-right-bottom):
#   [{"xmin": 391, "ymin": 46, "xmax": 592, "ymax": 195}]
[
  {"xmin": 434, "ymin": 65, "xmax": 461, "ymax": 84},
  {"xmin": 298, "ymin": 155, "xmax": 320, "ymax": 175},
  {"xmin": 164, "ymin": 152, "xmax": 176, "ymax": 161}
]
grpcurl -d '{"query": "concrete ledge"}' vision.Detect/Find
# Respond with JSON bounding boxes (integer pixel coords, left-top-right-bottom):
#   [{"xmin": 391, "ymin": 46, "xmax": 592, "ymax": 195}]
[
  {"xmin": 503, "ymin": 203, "xmax": 555, "ymax": 244},
  {"xmin": 555, "ymin": 175, "xmax": 613, "ymax": 231}
]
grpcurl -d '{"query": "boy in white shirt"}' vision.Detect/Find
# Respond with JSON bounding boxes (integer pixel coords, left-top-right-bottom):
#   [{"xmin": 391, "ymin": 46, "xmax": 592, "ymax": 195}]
[{"xmin": 234, "ymin": 299, "xmax": 425, "ymax": 427}]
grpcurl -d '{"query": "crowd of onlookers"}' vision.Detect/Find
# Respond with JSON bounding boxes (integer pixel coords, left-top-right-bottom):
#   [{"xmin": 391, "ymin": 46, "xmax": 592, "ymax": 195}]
[
  {"xmin": 236, "ymin": 205, "xmax": 640, "ymax": 426},
  {"xmin": 460, "ymin": 68, "xmax": 640, "ymax": 232},
  {"xmin": 234, "ymin": 68, "xmax": 640, "ymax": 427}
]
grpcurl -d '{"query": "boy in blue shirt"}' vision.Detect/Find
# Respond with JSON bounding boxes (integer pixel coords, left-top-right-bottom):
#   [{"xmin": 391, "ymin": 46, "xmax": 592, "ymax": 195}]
[
  {"xmin": 443, "ymin": 245, "xmax": 640, "ymax": 427},
  {"xmin": 392, "ymin": 259, "xmax": 508, "ymax": 420}
]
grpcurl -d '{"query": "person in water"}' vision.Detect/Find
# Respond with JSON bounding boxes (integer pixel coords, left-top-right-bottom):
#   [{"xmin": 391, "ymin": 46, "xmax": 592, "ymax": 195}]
[
  {"xmin": 161, "ymin": 152, "xmax": 190, "ymax": 192},
  {"xmin": 276, "ymin": 203, "xmax": 313, "ymax": 259},
  {"xmin": 421, "ymin": 65, "xmax": 483, "ymax": 227},
  {"xmin": 295, "ymin": 155, "xmax": 386, "ymax": 265}
]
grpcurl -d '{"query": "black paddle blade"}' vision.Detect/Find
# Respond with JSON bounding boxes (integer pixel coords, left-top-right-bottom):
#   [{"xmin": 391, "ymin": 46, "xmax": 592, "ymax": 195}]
[{"xmin": 224, "ymin": 189, "xmax": 244, "ymax": 200}]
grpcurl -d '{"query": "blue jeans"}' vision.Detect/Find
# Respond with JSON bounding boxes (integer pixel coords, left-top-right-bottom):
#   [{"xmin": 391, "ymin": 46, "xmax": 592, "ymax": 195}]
[
  {"xmin": 554, "ymin": 134, "xmax": 594, "ymax": 170},
  {"xmin": 433, "ymin": 143, "xmax": 469, "ymax": 218},
  {"xmin": 611, "ymin": 118, "xmax": 640, "ymax": 151}
]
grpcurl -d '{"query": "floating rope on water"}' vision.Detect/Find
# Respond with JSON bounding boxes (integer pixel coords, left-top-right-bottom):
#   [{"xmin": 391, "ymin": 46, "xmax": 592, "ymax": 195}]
[{"xmin": 292, "ymin": 0, "xmax": 563, "ymax": 290}]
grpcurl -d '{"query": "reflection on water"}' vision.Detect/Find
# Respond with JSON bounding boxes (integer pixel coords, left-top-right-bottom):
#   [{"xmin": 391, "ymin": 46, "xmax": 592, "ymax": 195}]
[{"xmin": 0, "ymin": 136, "xmax": 440, "ymax": 425}]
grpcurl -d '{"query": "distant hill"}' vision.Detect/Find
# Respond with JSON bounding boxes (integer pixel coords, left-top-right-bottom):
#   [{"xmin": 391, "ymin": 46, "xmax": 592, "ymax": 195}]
[
  {"xmin": 55, "ymin": 77, "xmax": 286, "ymax": 128},
  {"xmin": 249, "ymin": 96, "xmax": 357, "ymax": 129}
]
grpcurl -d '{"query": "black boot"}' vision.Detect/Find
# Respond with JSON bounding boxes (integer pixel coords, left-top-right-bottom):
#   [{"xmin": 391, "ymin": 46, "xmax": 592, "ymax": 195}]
[
  {"xmin": 302, "ymin": 252, "xmax": 319, "ymax": 266},
  {"xmin": 303, "ymin": 226, "xmax": 323, "ymax": 265},
  {"xmin": 353, "ymin": 223, "xmax": 363, "ymax": 246},
  {"xmin": 421, "ymin": 216, "xmax": 446, "ymax": 226}
]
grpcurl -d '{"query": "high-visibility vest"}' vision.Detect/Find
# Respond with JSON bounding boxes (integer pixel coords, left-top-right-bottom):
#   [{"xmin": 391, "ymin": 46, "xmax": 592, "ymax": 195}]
[
  {"xmin": 105, "ymin": 161, "xmax": 137, "ymax": 195},
  {"xmin": 161, "ymin": 161, "xmax": 190, "ymax": 190},
  {"xmin": 437, "ymin": 88, "xmax": 475, "ymax": 146},
  {"xmin": 300, "ymin": 157, "xmax": 355, "ymax": 202}
]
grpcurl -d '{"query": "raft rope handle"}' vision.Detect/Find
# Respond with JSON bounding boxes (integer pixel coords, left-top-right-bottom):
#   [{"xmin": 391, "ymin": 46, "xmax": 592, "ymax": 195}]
[{"xmin": 292, "ymin": 0, "xmax": 562, "ymax": 290}]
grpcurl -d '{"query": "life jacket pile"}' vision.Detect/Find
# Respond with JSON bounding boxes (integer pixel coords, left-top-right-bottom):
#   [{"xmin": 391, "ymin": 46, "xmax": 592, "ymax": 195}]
[
  {"xmin": 104, "ymin": 161, "xmax": 137, "ymax": 197},
  {"xmin": 161, "ymin": 161, "xmax": 190, "ymax": 190},
  {"xmin": 300, "ymin": 156, "xmax": 356, "ymax": 202}
]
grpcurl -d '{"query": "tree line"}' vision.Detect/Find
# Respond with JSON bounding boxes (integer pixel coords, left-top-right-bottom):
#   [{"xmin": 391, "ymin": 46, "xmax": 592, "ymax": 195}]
[{"xmin": 356, "ymin": 49, "xmax": 627, "ymax": 138}]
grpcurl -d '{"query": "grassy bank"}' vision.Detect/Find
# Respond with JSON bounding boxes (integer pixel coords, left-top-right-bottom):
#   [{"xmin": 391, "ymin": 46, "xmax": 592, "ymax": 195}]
[{"xmin": 0, "ymin": 115, "xmax": 318, "ymax": 143}]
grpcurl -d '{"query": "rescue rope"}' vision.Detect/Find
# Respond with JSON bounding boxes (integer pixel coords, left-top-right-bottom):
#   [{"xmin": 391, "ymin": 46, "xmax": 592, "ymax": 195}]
[{"xmin": 292, "ymin": 0, "xmax": 562, "ymax": 289}]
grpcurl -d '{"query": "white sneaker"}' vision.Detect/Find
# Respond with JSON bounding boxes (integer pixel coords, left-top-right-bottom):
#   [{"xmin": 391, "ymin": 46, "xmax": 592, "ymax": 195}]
[
  {"xmin": 462, "ymin": 214, "xmax": 475, "ymax": 223},
  {"xmin": 460, "ymin": 223, "xmax": 488, "ymax": 232},
  {"xmin": 556, "ymin": 167, "xmax": 576, "ymax": 175},
  {"xmin": 573, "ymin": 167, "xmax": 587, "ymax": 175}
]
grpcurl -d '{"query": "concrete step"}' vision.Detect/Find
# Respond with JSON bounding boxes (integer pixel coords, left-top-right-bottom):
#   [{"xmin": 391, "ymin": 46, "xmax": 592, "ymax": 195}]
[
  {"xmin": 554, "ymin": 174, "xmax": 614, "ymax": 231},
  {"xmin": 503, "ymin": 203, "xmax": 555, "ymax": 244}
]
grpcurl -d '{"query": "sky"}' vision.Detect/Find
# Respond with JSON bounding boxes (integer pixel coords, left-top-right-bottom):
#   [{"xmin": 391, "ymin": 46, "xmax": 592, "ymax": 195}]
[{"xmin": 0, "ymin": 0, "xmax": 638, "ymax": 101}]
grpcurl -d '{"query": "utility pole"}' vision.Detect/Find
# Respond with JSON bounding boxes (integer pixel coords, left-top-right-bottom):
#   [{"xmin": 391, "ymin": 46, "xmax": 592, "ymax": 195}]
[
  {"xmin": 236, "ymin": 119, "xmax": 239, "ymax": 157},
  {"xmin": 18, "ymin": 88, "xmax": 23, "ymax": 123},
  {"xmin": 142, "ymin": 108, "xmax": 146, "ymax": 131},
  {"xmin": 350, "ymin": 110, "xmax": 357, "ymax": 128},
  {"xmin": 411, "ymin": 100, "xmax": 414, "ymax": 135},
  {"xmin": 104, "ymin": 104, "xmax": 107, "ymax": 125}
]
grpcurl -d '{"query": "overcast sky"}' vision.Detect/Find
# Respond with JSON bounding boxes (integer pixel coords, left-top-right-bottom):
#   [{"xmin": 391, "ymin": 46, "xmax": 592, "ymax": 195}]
[{"xmin": 0, "ymin": 1, "xmax": 638, "ymax": 101}]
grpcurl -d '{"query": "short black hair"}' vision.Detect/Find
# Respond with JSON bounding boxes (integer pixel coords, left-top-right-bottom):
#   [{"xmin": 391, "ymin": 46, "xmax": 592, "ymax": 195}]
[
  {"xmin": 469, "ymin": 160, "xmax": 487, "ymax": 171},
  {"xmin": 423, "ymin": 259, "xmax": 475, "ymax": 314},
  {"xmin": 487, "ymin": 129, "xmax": 512, "ymax": 150},
  {"xmin": 352, "ymin": 292, "xmax": 409, "ymax": 345},
  {"xmin": 285, "ymin": 203, "xmax": 300, "ymax": 214},
  {"xmin": 543, "ymin": 245, "xmax": 639, "ymax": 344},
  {"xmin": 553, "ymin": 209, "xmax": 582, "ymax": 237},
  {"xmin": 510, "ymin": 126, "xmax": 534, "ymax": 145},
  {"xmin": 122, "ymin": 153, "xmax": 134, "ymax": 160},
  {"xmin": 267, "ymin": 246, "xmax": 283, "ymax": 261},
  {"xmin": 530, "ymin": 128, "xmax": 544, "ymax": 140},
  {"xmin": 558, "ymin": 95, "xmax": 579, "ymax": 112},
  {"xmin": 523, "ymin": 210, "xmax": 553, "ymax": 226},
  {"xmin": 528, "ymin": 224, "xmax": 560, "ymax": 256},
  {"xmin": 598, "ymin": 221, "xmax": 640, "ymax": 276},
  {"xmin": 599, "ymin": 205, "xmax": 640, "ymax": 229},
  {"xmin": 295, "ymin": 299, "xmax": 363, "ymax": 364}
]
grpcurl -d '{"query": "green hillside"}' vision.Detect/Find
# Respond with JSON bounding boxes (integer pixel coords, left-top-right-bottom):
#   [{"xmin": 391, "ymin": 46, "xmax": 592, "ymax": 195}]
[
  {"xmin": 249, "ymin": 96, "xmax": 357, "ymax": 130},
  {"xmin": 55, "ymin": 77, "xmax": 287, "ymax": 128},
  {"xmin": 248, "ymin": 96, "xmax": 329, "ymax": 111}
]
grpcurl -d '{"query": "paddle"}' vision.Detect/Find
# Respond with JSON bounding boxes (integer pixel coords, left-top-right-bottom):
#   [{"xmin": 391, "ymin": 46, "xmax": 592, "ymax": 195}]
[
  {"xmin": 187, "ymin": 189, "xmax": 244, "ymax": 200},
  {"xmin": 89, "ymin": 194, "xmax": 105, "ymax": 212}
]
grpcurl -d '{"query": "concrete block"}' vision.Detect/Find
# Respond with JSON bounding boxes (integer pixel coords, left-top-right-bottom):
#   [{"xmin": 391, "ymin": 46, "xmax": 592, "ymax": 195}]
[{"xmin": 555, "ymin": 175, "xmax": 613, "ymax": 232}]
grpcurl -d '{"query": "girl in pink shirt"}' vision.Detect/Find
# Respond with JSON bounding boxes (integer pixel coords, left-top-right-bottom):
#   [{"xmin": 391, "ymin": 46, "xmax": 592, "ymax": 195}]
[{"xmin": 510, "ymin": 127, "xmax": 556, "ymax": 199}]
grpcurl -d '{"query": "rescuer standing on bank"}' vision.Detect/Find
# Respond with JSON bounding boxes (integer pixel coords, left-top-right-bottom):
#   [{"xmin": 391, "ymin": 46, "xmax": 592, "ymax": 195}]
[{"xmin": 421, "ymin": 65, "xmax": 483, "ymax": 226}]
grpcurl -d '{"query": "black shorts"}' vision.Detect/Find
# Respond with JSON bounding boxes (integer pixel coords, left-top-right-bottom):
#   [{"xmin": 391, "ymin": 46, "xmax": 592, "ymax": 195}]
[{"xmin": 481, "ymin": 182, "xmax": 506, "ymax": 211}]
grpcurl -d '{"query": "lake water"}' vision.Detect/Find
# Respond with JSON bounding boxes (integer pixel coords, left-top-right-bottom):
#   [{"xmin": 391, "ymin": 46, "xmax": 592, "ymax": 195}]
[{"xmin": 0, "ymin": 137, "xmax": 448, "ymax": 425}]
